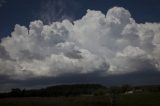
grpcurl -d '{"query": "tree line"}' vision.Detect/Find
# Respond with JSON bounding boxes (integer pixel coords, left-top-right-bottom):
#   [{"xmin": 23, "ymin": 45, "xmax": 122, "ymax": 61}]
[
  {"xmin": 0, "ymin": 84, "xmax": 106, "ymax": 98},
  {"xmin": 1, "ymin": 84, "xmax": 160, "ymax": 98}
]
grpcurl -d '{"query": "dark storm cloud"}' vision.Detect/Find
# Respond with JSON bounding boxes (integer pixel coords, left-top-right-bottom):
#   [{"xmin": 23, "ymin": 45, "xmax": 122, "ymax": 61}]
[{"xmin": 1, "ymin": 70, "xmax": 160, "ymax": 92}]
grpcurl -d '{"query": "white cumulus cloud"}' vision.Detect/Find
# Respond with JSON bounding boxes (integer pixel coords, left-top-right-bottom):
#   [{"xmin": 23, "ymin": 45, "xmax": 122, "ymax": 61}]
[{"xmin": 1, "ymin": 7, "xmax": 160, "ymax": 79}]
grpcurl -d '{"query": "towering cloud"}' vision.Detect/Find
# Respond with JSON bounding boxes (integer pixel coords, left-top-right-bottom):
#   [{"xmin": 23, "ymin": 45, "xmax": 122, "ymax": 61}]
[{"xmin": 0, "ymin": 7, "xmax": 160, "ymax": 79}]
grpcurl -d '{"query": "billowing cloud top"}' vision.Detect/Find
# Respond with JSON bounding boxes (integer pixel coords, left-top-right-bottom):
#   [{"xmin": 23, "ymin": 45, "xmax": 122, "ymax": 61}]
[{"xmin": 1, "ymin": 7, "xmax": 160, "ymax": 79}]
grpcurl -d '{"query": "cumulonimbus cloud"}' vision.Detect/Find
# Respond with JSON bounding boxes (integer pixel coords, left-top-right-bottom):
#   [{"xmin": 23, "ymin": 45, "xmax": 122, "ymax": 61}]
[{"xmin": 0, "ymin": 7, "xmax": 160, "ymax": 79}]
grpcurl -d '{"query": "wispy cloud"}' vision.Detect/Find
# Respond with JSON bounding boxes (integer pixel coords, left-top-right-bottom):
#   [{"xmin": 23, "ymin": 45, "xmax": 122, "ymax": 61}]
[
  {"xmin": 40, "ymin": 0, "xmax": 78, "ymax": 24},
  {"xmin": 0, "ymin": 0, "xmax": 6, "ymax": 7}
]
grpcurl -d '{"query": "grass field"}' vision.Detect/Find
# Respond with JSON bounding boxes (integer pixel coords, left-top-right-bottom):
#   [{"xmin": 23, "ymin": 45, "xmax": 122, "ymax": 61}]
[
  {"xmin": 0, "ymin": 92, "xmax": 160, "ymax": 106},
  {"xmin": 117, "ymin": 92, "xmax": 160, "ymax": 106}
]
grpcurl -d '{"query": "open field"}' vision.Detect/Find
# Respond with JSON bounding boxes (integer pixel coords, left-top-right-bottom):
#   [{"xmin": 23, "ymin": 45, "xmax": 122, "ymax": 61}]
[
  {"xmin": 0, "ymin": 96, "xmax": 110, "ymax": 106},
  {"xmin": 1, "ymin": 92, "xmax": 160, "ymax": 106},
  {"xmin": 117, "ymin": 92, "xmax": 160, "ymax": 106}
]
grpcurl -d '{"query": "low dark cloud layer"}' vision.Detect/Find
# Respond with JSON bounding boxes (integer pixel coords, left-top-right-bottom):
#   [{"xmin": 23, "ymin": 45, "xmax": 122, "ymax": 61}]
[{"xmin": 1, "ymin": 70, "xmax": 160, "ymax": 92}]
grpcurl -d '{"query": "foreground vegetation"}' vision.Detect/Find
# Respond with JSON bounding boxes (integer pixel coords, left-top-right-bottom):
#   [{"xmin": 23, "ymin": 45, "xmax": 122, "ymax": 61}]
[
  {"xmin": 1, "ymin": 84, "xmax": 160, "ymax": 106},
  {"xmin": 117, "ymin": 92, "xmax": 160, "ymax": 106},
  {"xmin": 0, "ymin": 96, "xmax": 110, "ymax": 106},
  {"xmin": 1, "ymin": 92, "xmax": 160, "ymax": 106}
]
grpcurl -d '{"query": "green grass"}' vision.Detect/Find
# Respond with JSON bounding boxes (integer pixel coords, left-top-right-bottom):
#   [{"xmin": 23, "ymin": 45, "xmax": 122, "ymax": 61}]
[{"xmin": 1, "ymin": 92, "xmax": 160, "ymax": 106}]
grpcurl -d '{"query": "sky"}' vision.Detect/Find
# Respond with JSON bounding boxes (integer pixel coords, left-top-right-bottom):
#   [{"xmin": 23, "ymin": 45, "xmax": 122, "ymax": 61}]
[{"xmin": 0, "ymin": 0, "xmax": 160, "ymax": 92}]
